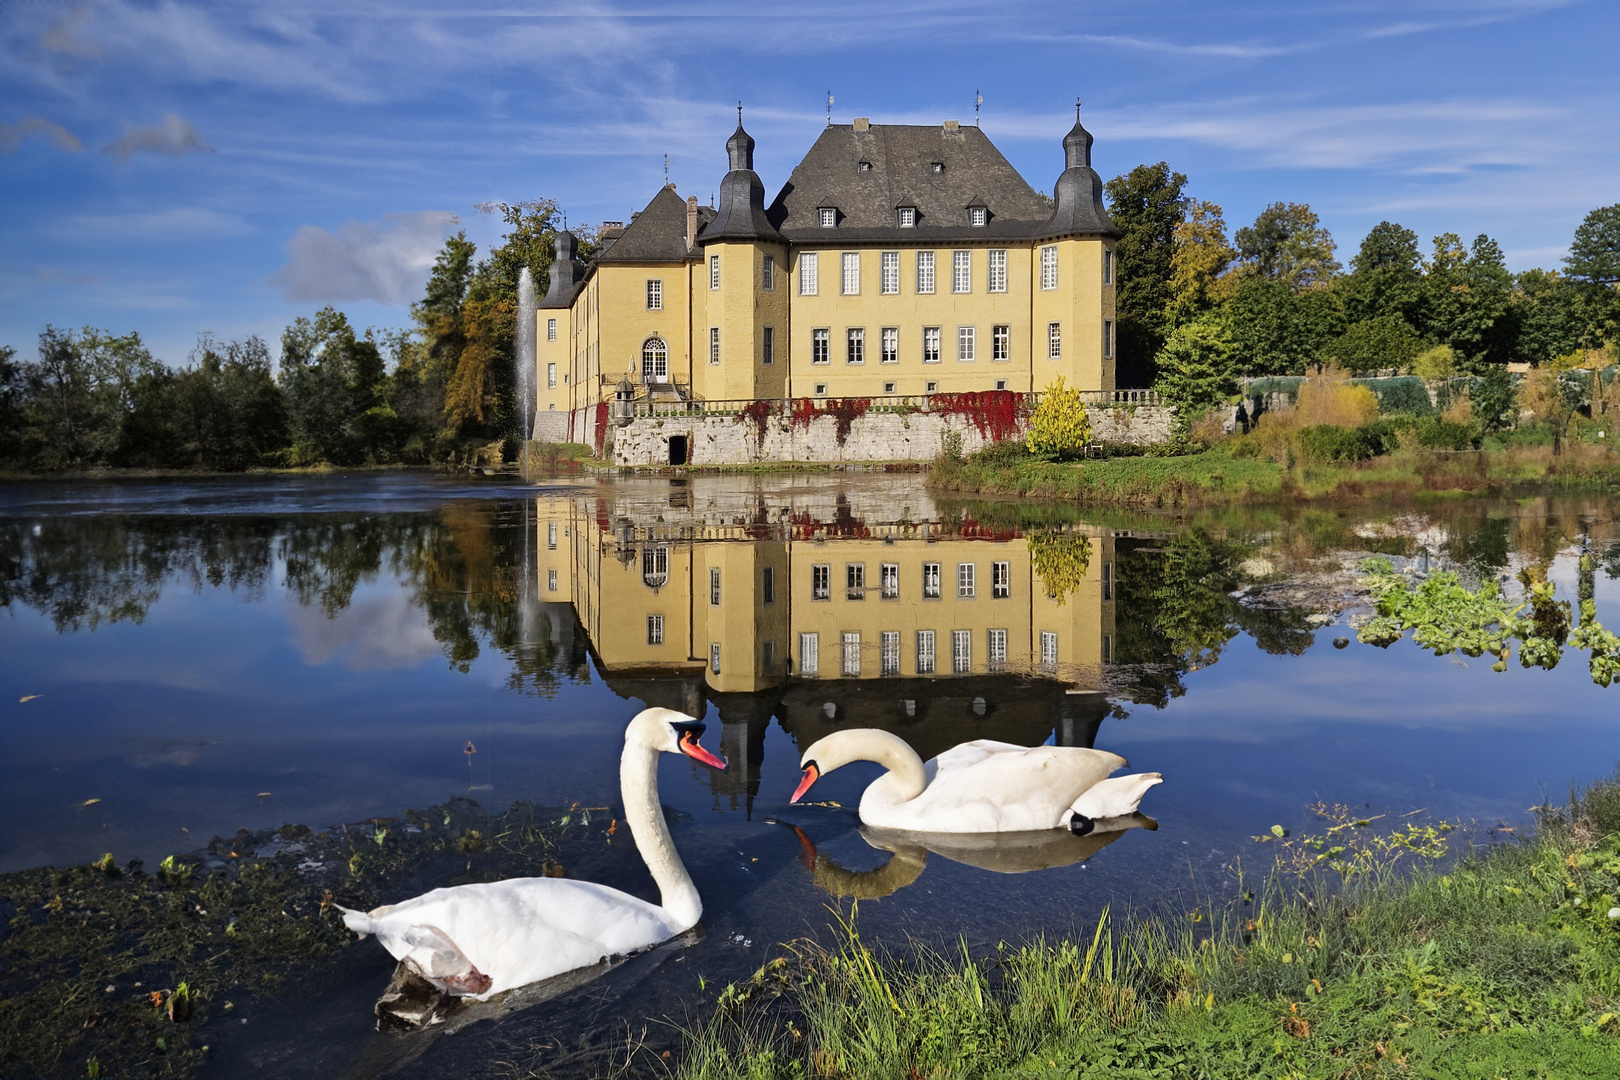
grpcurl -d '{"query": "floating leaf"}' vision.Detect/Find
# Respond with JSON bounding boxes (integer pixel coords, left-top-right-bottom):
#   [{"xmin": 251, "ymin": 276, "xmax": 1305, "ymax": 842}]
[{"xmin": 19, "ymin": 695, "xmax": 42, "ymax": 703}]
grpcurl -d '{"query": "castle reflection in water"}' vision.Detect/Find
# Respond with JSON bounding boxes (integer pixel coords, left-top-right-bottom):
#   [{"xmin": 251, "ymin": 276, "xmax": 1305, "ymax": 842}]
[{"xmin": 529, "ymin": 477, "xmax": 1132, "ymax": 815}]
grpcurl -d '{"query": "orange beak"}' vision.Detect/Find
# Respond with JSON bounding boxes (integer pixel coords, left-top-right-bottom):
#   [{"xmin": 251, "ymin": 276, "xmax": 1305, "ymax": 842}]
[
  {"xmin": 790, "ymin": 763, "xmax": 820, "ymax": 803},
  {"xmin": 678, "ymin": 729, "xmax": 727, "ymax": 770}
]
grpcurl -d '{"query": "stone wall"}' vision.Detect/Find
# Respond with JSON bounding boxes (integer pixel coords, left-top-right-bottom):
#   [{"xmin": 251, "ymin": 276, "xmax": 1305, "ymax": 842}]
[{"xmin": 609, "ymin": 405, "xmax": 1174, "ymax": 466}]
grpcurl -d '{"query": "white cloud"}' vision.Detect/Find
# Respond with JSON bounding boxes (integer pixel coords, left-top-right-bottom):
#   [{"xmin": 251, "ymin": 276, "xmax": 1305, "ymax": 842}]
[
  {"xmin": 285, "ymin": 586, "xmax": 445, "ymax": 671},
  {"xmin": 0, "ymin": 117, "xmax": 83, "ymax": 154},
  {"xmin": 104, "ymin": 113, "xmax": 212, "ymax": 159},
  {"xmin": 267, "ymin": 210, "xmax": 458, "ymax": 306}
]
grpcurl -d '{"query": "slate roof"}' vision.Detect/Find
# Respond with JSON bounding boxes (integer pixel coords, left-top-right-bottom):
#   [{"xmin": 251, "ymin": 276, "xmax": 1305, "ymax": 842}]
[
  {"xmin": 700, "ymin": 121, "xmax": 781, "ymax": 244},
  {"xmin": 767, "ymin": 124, "xmax": 1058, "ymax": 243},
  {"xmin": 596, "ymin": 185, "xmax": 711, "ymax": 264}
]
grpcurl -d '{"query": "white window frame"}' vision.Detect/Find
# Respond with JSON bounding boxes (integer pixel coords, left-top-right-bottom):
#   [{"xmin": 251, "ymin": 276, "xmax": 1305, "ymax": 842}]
[
  {"xmin": 969, "ymin": 206, "xmax": 987, "ymax": 227},
  {"xmin": 880, "ymin": 327, "xmax": 898, "ymax": 364},
  {"xmin": 800, "ymin": 632, "xmax": 820, "ymax": 676},
  {"xmin": 880, "ymin": 562, "xmax": 898, "ymax": 599},
  {"xmin": 992, "ymin": 325, "xmax": 1010, "ymax": 362},
  {"xmin": 547, "ymin": 317, "xmax": 557, "ymax": 341},
  {"xmin": 709, "ymin": 254, "xmax": 720, "ymax": 290},
  {"xmin": 957, "ymin": 562, "xmax": 975, "ymax": 598},
  {"xmin": 846, "ymin": 562, "xmax": 865, "ymax": 600},
  {"xmin": 547, "ymin": 522, "xmax": 557, "ymax": 550},
  {"xmin": 812, "ymin": 563, "xmax": 831, "ymax": 600},
  {"xmin": 710, "ymin": 643, "xmax": 721, "ymax": 674},
  {"xmin": 952, "ymin": 250, "xmax": 971, "ymax": 293},
  {"xmin": 762, "ymin": 255, "xmax": 774, "ymax": 291},
  {"xmin": 952, "ymin": 629, "xmax": 972, "ymax": 673},
  {"xmin": 842, "ymin": 632, "xmax": 861, "ymax": 677},
  {"xmin": 957, "ymin": 325, "xmax": 976, "ymax": 362},
  {"xmin": 819, "ymin": 207, "xmax": 836, "ymax": 228},
  {"xmin": 647, "ymin": 614, "xmax": 664, "ymax": 645},
  {"xmin": 547, "ymin": 362, "xmax": 557, "ymax": 389},
  {"xmin": 1048, "ymin": 322, "xmax": 1062, "ymax": 359},
  {"xmin": 642, "ymin": 337, "xmax": 669, "ymax": 382},
  {"xmin": 642, "ymin": 545, "xmax": 669, "ymax": 588},
  {"xmin": 988, "ymin": 249, "xmax": 1007, "ymax": 293},
  {"xmin": 923, "ymin": 562, "xmax": 941, "ymax": 599},
  {"xmin": 547, "ymin": 568, "xmax": 558, "ymax": 592},
  {"xmin": 762, "ymin": 326, "xmax": 775, "ymax": 366},
  {"xmin": 812, "ymin": 328, "xmax": 830, "ymax": 364},
  {"xmin": 841, "ymin": 251, "xmax": 860, "ymax": 295},
  {"xmin": 709, "ymin": 566, "xmax": 722, "ymax": 606},
  {"xmin": 709, "ymin": 326, "xmax": 720, "ymax": 365},
  {"xmin": 916, "ymin": 250, "xmax": 935, "ymax": 294},
  {"xmin": 922, "ymin": 326, "xmax": 941, "ymax": 364},
  {"xmin": 1041, "ymin": 630, "xmax": 1058, "ymax": 671},
  {"xmin": 916, "ymin": 630, "xmax": 936, "ymax": 674},
  {"xmin": 880, "ymin": 251, "xmax": 899, "ymax": 295},
  {"xmin": 800, "ymin": 252, "xmax": 818, "ymax": 295},
  {"xmin": 898, "ymin": 207, "xmax": 916, "ymax": 228},
  {"xmin": 881, "ymin": 631, "xmax": 900, "ymax": 676},
  {"xmin": 846, "ymin": 327, "xmax": 865, "ymax": 365},
  {"xmin": 992, "ymin": 560, "xmax": 1010, "ymax": 598},
  {"xmin": 1040, "ymin": 246, "xmax": 1058, "ymax": 291},
  {"xmin": 988, "ymin": 628, "xmax": 1008, "ymax": 669},
  {"xmin": 646, "ymin": 279, "xmax": 663, "ymax": 310}
]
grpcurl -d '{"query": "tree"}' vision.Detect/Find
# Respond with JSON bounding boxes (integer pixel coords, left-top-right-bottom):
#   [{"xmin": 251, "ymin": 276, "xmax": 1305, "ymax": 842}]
[
  {"xmin": 1339, "ymin": 220, "xmax": 1425, "ymax": 326},
  {"xmin": 278, "ymin": 308, "xmax": 391, "ymax": 465},
  {"xmin": 1223, "ymin": 276, "xmax": 1345, "ymax": 376},
  {"xmin": 1565, "ymin": 204, "xmax": 1620, "ymax": 284},
  {"xmin": 1104, "ymin": 163, "xmax": 1188, "ymax": 387},
  {"xmin": 1167, "ymin": 199, "xmax": 1234, "ymax": 327},
  {"xmin": 1325, "ymin": 314, "xmax": 1426, "ymax": 375},
  {"xmin": 1025, "ymin": 377, "xmax": 1093, "ymax": 459},
  {"xmin": 19, "ymin": 326, "xmax": 160, "ymax": 469},
  {"xmin": 0, "ymin": 345, "xmax": 22, "ymax": 464},
  {"xmin": 1424, "ymin": 233, "xmax": 1513, "ymax": 366},
  {"xmin": 1233, "ymin": 202, "xmax": 1340, "ymax": 290},
  {"xmin": 1509, "ymin": 269, "xmax": 1583, "ymax": 365},
  {"xmin": 1153, "ymin": 316, "xmax": 1235, "ymax": 414}
]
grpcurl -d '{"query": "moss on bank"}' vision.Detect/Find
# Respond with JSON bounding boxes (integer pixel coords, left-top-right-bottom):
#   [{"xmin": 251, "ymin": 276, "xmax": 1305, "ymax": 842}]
[
  {"xmin": 929, "ymin": 442, "xmax": 1620, "ymax": 509},
  {"xmin": 675, "ymin": 776, "xmax": 1620, "ymax": 1079}
]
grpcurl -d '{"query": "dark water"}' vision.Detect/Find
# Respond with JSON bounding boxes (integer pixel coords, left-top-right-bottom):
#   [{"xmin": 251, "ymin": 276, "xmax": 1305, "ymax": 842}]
[{"xmin": 1, "ymin": 473, "xmax": 1616, "ymax": 1077}]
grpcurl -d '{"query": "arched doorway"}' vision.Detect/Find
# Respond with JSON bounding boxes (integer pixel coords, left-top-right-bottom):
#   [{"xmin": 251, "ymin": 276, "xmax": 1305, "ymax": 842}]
[
  {"xmin": 642, "ymin": 338, "xmax": 668, "ymax": 384},
  {"xmin": 668, "ymin": 435, "xmax": 688, "ymax": 465}
]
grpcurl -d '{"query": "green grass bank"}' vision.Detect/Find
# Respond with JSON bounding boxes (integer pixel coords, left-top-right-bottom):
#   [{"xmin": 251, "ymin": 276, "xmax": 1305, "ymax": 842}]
[{"xmin": 674, "ymin": 777, "xmax": 1620, "ymax": 1079}]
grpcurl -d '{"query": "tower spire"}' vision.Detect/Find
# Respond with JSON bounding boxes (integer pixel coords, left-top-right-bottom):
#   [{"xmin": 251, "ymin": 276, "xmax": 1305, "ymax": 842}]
[
  {"xmin": 826, "ymin": 90, "xmax": 833, "ymax": 126},
  {"xmin": 975, "ymin": 89, "xmax": 982, "ymax": 127}
]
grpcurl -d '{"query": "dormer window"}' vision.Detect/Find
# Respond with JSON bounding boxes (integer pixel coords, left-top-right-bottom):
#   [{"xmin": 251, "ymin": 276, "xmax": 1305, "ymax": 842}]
[
  {"xmin": 858, "ymin": 160, "xmax": 873, "ymax": 172},
  {"xmin": 818, "ymin": 207, "xmax": 837, "ymax": 228},
  {"xmin": 931, "ymin": 162, "xmax": 944, "ymax": 174},
  {"xmin": 898, "ymin": 207, "xmax": 916, "ymax": 228},
  {"xmin": 970, "ymin": 207, "xmax": 987, "ymax": 227}
]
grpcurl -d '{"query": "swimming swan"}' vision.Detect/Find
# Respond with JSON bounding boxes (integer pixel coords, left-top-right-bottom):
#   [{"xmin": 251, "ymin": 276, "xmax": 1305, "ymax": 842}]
[
  {"xmin": 340, "ymin": 708, "xmax": 726, "ymax": 1000},
  {"xmin": 791, "ymin": 729, "xmax": 1160, "ymax": 834}
]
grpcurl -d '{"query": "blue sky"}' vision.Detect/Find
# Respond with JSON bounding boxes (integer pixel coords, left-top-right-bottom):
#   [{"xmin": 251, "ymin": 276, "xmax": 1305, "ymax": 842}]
[{"xmin": 3, "ymin": 0, "xmax": 1616, "ymax": 365}]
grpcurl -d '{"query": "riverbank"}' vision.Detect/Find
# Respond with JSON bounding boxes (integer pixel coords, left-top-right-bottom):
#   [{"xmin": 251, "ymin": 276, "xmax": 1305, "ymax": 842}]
[
  {"xmin": 929, "ymin": 441, "xmax": 1620, "ymax": 508},
  {"xmin": 674, "ymin": 775, "xmax": 1620, "ymax": 1079}
]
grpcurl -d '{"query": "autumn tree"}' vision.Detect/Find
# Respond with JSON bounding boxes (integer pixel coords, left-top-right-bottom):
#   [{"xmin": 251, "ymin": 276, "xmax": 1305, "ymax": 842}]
[
  {"xmin": 1167, "ymin": 199, "xmax": 1234, "ymax": 327},
  {"xmin": 1233, "ymin": 202, "xmax": 1341, "ymax": 290}
]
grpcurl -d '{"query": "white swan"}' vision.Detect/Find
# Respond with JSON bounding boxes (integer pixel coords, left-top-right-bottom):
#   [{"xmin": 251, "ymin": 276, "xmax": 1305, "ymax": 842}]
[
  {"xmin": 790, "ymin": 729, "xmax": 1160, "ymax": 834},
  {"xmin": 340, "ymin": 708, "xmax": 726, "ymax": 1000}
]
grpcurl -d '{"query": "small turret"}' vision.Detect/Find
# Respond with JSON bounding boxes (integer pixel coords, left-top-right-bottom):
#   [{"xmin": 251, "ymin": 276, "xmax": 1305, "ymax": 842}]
[
  {"xmin": 540, "ymin": 229, "xmax": 584, "ymax": 307},
  {"xmin": 1038, "ymin": 105, "xmax": 1118, "ymax": 240},
  {"xmin": 702, "ymin": 105, "xmax": 779, "ymax": 243}
]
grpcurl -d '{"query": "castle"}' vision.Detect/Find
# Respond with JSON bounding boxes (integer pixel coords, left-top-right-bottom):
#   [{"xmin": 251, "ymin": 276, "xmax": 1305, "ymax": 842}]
[{"xmin": 533, "ymin": 108, "xmax": 1121, "ymax": 457}]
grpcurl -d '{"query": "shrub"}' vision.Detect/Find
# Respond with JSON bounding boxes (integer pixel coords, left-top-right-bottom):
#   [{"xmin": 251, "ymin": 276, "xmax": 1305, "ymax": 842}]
[
  {"xmin": 1297, "ymin": 423, "xmax": 1388, "ymax": 461},
  {"xmin": 1413, "ymin": 344, "xmax": 1458, "ymax": 380},
  {"xmin": 1328, "ymin": 315, "xmax": 1426, "ymax": 375},
  {"xmin": 1024, "ymin": 377, "xmax": 1092, "ymax": 459},
  {"xmin": 1353, "ymin": 376, "xmax": 1434, "ymax": 417},
  {"xmin": 1296, "ymin": 378, "xmax": 1380, "ymax": 427},
  {"xmin": 1414, "ymin": 417, "xmax": 1479, "ymax": 450}
]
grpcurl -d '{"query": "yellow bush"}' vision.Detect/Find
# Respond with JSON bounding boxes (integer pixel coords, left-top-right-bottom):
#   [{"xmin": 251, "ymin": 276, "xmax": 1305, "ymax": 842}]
[
  {"xmin": 1296, "ymin": 379, "xmax": 1379, "ymax": 428},
  {"xmin": 1026, "ymin": 377, "xmax": 1093, "ymax": 458},
  {"xmin": 1412, "ymin": 345, "xmax": 1457, "ymax": 380}
]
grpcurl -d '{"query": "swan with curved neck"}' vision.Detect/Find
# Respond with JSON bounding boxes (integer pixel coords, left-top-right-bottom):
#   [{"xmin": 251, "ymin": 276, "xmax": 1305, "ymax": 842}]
[
  {"xmin": 791, "ymin": 729, "xmax": 1159, "ymax": 834},
  {"xmin": 340, "ymin": 708, "xmax": 725, "ymax": 1000}
]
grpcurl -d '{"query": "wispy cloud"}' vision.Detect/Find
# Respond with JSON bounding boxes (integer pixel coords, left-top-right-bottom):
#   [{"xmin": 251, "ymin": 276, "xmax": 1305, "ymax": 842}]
[
  {"xmin": 104, "ymin": 114, "xmax": 212, "ymax": 159},
  {"xmin": 0, "ymin": 117, "xmax": 83, "ymax": 154},
  {"xmin": 55, "ymin": 207, "xmax": 248, "ymax": 241},
  {"xmin": 267, "ymin": 211, "xmax": 459, "ymax": 306}
]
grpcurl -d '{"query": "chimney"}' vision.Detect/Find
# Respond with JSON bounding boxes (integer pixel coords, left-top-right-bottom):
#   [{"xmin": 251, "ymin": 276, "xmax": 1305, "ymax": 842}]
[
  {"xmin": 853, "ymin": 117, "xmax": 870, "ymax": 132},
  {"xmin": 686, "ymin": 195, "xmax": 698, "ymax": 252},
  {"xmin": 943, "ymin": 119, "xmax": 960, "ymax": 132}
]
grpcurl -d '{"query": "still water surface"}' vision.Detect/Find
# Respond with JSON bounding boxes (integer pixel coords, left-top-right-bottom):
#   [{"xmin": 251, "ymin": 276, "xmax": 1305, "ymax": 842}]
[{"xmin": 1, "ymin": 473, "xmax": 1616, "ymax": 1076}]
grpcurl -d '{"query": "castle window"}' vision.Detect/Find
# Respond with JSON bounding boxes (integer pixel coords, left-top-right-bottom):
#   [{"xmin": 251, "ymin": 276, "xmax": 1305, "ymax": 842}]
[
  {"xmin": 952, "ymin": 629, "xmax": 972, "ymax": 673},
  {"xmin": 646, "ymin": 279, "xmax": 662, "ymax": 310},
  {"xmin": 880, "ymin": 251, "xmax": 899, "ymax": 294},
  {"xmin": 547, "ymin": 363, "xmax": 557, "ymax": 388},
  {"xmin": 1103, "ymin": 319, "xmax": 1114, "ymax": 359},
  {"xmin": 842, "ymin": 633, "xmax": 861, "ymax": 677},
  {"xmin": 762, "ymin": 326, "xmax": 775, "ymax": 365},
  {"xmin": 1103, "ymin": 633, "xmax": 1113, "ymax": 663},
  {"xmin": 799, "ymin": 252, "xmax": 818, "ymax": 295},
  {"xmin": 880, "ymin": 327, "xmax": 898, "ymax": 364},
  {"xmin": 931, "ymin": 161, "xmax": 944, "ymax": 174},
  {"xmin": 762, "ymin": 255, "xmax": 774, "ymax": 291},
  {"xmin": 709, "ymin": 254, "xmax": 720, "ymax": 290},
  {"xmin": 815, "ymin": 383, "xmax": 827, "ymax": 395},
  {"xmin": 922, "ymin": 326, "xmax": 941, "ymax": 364},
  {"xmin": 1103, "ymin": 248, "xmax": 1114, "ymax": 285},
  {"xmin": 547, "ymin": 317, "xmax": 557, "ymax": 341},
  {"xmin": 958, "ymin": 562, "xmax": 975, "ymax": 598},
  {"xmin": 548, "ymin": 522, "xmax": 557, "ymax": 549},
  {"xmin": 710, "ymin": 566, "xmax": 722, "ymax": 606},
  {"xmin": 858, "ymin": 160, "xmax": 873, "ymax": 172},
  {"xmin": 548, "ymin": 569, "xmax": 558, "ymax": 592},
  {"xmin": 1048, "ymin": 322, "xmax": 1061, "ymax": 359},
  {"xmin": 799, "ymin": 632, "xmax": 819, "ymax": 676},
  {"xmin": 647, "ymin": 614, "xmax": 664, "ymax": 645},
  {"xmin": 916, "ymin": 250, "xmax": 935, "ymax": 294},
  {"xmin": 819, "ymin": 207, "xmax": 837, "ymax": 228},
  {"xmin": 642, "ymin": 545, "xmax": 669, "ymax": 588},
  {"xmin": 642, "ymin": 337, "xmax": 669, "ymax": 382},
  {"xmin": 988, "ymin": 250, "xmax": 1007, "ymax": 293},
  {"xmin": 970, "ymin": 207, "xmax": 987, "ymax": 227},
  {"xmin": 709, "ymin": 326, "xmax": 720, "ymax": 365},
  {"xmin": 881, "ymin": 632, "xmax": 900, "ymax": 676},
  {"xmin": 988, "ymin": 628, "xmax": 1008, "ymax": 670},
  {"xmin": 812, "ymin": 328, "xmax": 830, "ymax": 364},
  {"xmin": 996, "ymin": 379, "xmax": 1007, "ymax": 390},
  {"xmin": 926, "ymin": 380, "xmax": 938, "ymax": 392},
  {"xmin": 1040, "ymin": 246, "xmax": 1058, "ymax": 290},
  {"xmin": 1102, "ymin": 561, "xmax": 1113, "ymax": 601},
  {"xmin": 763, "ymin": 565, "xmax": 775, "ymax": 603},
  {"xmin": 881, "ymin": 563, "xmax": 899, "ymax": 599},
  {"xmin": 916, "ymin": 630, "xmax": 936, "ymax": 674},
  {"xmin": 841, "ymin": 252, "xmax": 860, "ymax": 295},
  {"xmin": 1040, "ymin": 631, "xmax": 1058, "ymax": 671},
  {"xmin": 846, "ymin": 327, "xmax": 865, "ymax": 364},
  {"xmin": 710, "ymin": 643, "xmax": 721, "ymax": 675},
  {"xmin": 812, "ymin": 564, "xmax": 831, "ymax": 601},
  {"xmin": 898, "ymin": 207, "xmax": 916, "ymax": 228},
  {"xmin": 992, "ymin": 561, "xmax": 1010, "ymax": 598},
  {"xmin": 922, "ymin": 562, "xmax": 941, "ymax": 599},
  {"xmin": 957, "ymin": 325, "xmax": 976, "ymax": 362},
  {"xmin": 846, "ymin": 562, "xmax": 865, "ymax": 600},
  {"xmin": 992, "ymin": 325, "xmax": 1010, "ymax": 362},
  {"xmin": 952, "ymin": 250, "xmax": 971, "ymax": 293},
  {"xmin": 884, "ymin": 381, "xmax": 896, "ymax": 393}
]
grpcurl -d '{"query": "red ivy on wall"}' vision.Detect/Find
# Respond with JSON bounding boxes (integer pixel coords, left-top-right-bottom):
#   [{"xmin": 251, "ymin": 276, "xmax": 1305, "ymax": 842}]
[
  {"xmin": 822, "ymin": 398, "xmax": 871, "ymax": 447},
  {"xmin": 789, "ymin": 398, "xmax": 820, "ymax": 432},
  {"xmin": 593, "ymin": 401, "xmax": 610, "ymax": 457},
  {"xmin": 929, "ymin": 390, "xmax": 1029, "ymax": 443},
  {"xmin": 736, "ymin": 400, "xmax": 776, "ymax": 448}
]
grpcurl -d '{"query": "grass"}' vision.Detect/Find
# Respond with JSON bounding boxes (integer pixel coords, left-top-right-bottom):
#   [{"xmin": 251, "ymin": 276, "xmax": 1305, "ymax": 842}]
[
  {"xmin": 673, "ymin": 773, "xmax": 1620, "ymax": 1079},
  {"xmin": 929, "ymin": 441, "xmax": 1620, "ymax": 509}
]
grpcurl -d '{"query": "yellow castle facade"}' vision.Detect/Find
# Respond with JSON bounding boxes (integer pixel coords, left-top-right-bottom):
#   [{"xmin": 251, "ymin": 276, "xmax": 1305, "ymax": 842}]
[{"xmin": 534, "ymin": 110, "xmax": 1121, "ymax": 446}]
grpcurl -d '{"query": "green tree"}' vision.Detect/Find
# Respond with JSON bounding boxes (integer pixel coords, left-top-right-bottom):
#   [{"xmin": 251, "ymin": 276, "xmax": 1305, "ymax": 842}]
[
  {"xmin": 1565, "ymin": 204, "xmax": 1620, "ymax": 285},
  {"xmin": 1423, "ymin": 233, "xmax": 1513, "ymax": 366},
  {"xmin": 1167, "ymin": 199, "xmax": 1234, "ymax": 327},
  {"xmin": 0, "ymin": 345, "xmax": 22, "ymax": 465},
  {"xmin": 18, "ymin": 326, "xmax": 160, "ymax": 469},
  {"xmin": 1339, "ymin": 220, "xmax": 1425, "ymax": 326},
  {"xmin": 1153, "ymin": 316, "xmax": 1235, "ymax": 414},
  {"xmin": 1470, "ymin": 364, "xmax": 1516, "ymax": 433},
  {"xmin": 1325, "ymin": 314, "xmax": 1426, "ymax": 375},
  {"xmin": 1103, "ymin": 163, "xmax": 1188, "ymax": 387},
  {"xmin": 1233, "ymin": 202, "xmax": 1340, "ymax": 290},
  {"xmin": 278, "ymin": 308, "xmax": 391, "ymax": 466},
  {"xmin": 1223, "ymin": 276, "xmax": 1345, "ymax": 376},
  {"xmin": 1509, "ymin": 269, "xmax": 1583, "ymax": 365}
]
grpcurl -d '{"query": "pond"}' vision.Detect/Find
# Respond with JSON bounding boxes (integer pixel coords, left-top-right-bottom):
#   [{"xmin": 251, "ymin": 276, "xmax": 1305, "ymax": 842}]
[{"xmin": 1, "ymin": 473, "xmax": 1616, "ymax": 1078}]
